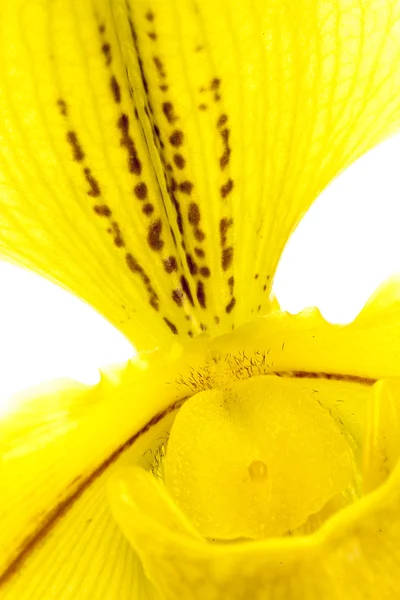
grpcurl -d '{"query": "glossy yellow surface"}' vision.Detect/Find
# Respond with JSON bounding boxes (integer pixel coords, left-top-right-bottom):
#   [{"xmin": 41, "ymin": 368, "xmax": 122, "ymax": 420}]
[
  {"xmin": 364, "ymin": 378, "xmax": 400, "ymax": 494},
  {"xmin": 165, "ymin": 377, "xmax": 354, "ymax": 540}
]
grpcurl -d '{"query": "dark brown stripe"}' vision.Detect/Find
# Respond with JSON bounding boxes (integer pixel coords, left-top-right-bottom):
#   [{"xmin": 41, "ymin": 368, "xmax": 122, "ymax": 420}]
[
  {"xmin": 0, "ymin": 396, "xmax": 189, "ymax": 587},
  {"xmin": 225, "ymin": 297, "xmax": 236, "ymax": 313},
  {"xmin": 163, "ymin": 317, "xmax": 179, "ymax": 334},
  {"xmin": 272, "ymin": 370, "xmax": 375, "ymax": 386},
  {"xmin": 110, "ymin": 75, "xmax": 121, "ymax": 103},
  {"xmin": 66, "ymin": 131, "xmax": 85, "ymax": 162}
]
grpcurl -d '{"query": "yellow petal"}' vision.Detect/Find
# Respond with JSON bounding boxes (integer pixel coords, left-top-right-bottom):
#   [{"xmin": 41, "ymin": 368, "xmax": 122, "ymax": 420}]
[
  {"xmin": 1, "ymin": 454, "xmax": 161, "ymax": 599},
  {"xmin": 363, "ymin": 378, "xmax": 400, "ymax": 494},
  {"xmin": 1, "ymin": 1, "xmax": 400, "ymax": 347},
  {"xmin": 0, "ymin": 351, "xmax": 203, "ymax": 596}
]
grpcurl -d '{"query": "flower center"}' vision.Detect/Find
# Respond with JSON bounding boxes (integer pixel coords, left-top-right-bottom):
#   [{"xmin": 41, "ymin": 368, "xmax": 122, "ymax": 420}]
[{"xmin": 162, "ymin": 375, "xmax": 358, "ymax": 540}]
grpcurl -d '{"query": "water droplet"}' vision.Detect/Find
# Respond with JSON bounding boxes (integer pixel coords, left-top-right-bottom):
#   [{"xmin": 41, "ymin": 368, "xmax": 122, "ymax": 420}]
[{"xmin": 248, "ymin": 460, "xmax": 268, "ymax": 481}]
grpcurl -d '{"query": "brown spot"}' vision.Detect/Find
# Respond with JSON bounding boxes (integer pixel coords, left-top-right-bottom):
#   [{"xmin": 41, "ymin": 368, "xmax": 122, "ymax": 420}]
[
  {"xmin": 211, "ymin": 78, "xmax": 221, "ymax": 90},
  {"xmin": 188, "ymin": 330, "xmax": 194, "ymax": 337},
  {"xmin": 180, "ymin": 275, "xmax": 194, "ymax": 306},
  {"xmin": 164, "ymin": 256, "xmax": 178, "ymax": 273},
  {"xmin": 221, "ymin": 179, "xmax": 234, "ymax": 198},
  {"xmin": 194, "ymin": 228, "xmax": 205, "ymax": 242},
  {"xmin": 66, "ymin": 131, "xmax": 85, "ymax": 162},
  {"xmin": 220, "ymin": 217, "xmax": 233, "ymax": 246},
  {"xmin": 148, "ymin": 31, "xmax": 157, "ymax": 40},
  {"xmin": 153, "ymin": 56, "xmax": 166, "ymax": 78},
  {"xmin": 164, "ymin": 317, "xmax": 178, "ymax": 335},
  {"xmin": 219, "ymin": 127, "xmax": 231, "ymax": 169},
  {"xmin": 125, "ymin": 253, "xmax": 159, "ymax": 311},
  {"xmin": 110, "ymin": 221, "xmax": 125, "ymax": 247},
  {"xmin": 228, "ymin": 276, "xmax": 234, "ymax": 296},
  {"xmin": 134, "ymin": 108, "xmax": 139, "ymax": 119},
  {"xmin": 83, "ymin": 168, "xmax": 101, "ymax": 197},
  {"xmin": 194, "ymin": 247, "xmax": 205, "ymax": 258},
  {"xmin": 196, "ymin": 281, "xmax": 206, "ymax": 308},
  {"xmin": 117, "ymin": 113, "xmax": 142, "ymax": 175},
  {"xmin": 134, "ymin": 182, "xmax": 148, "ymax": 200},
  {"xmin": 110, "ymin": 76, "xmax": 121, "ymax": 103},
  {"xmin": 220, "ymin": 152, "xmax": 230, "ymax": 170},
  {"xmin": 160, "ymin": 84, "xmax": 169, "ymax": 92},
  {"xmin": 254, "ymin": 274, "xmax": 259, "ymax": 280},
  {"xmin": 200, "ymin": 266, "xmax": 211, "ymax": 278},
  {"xmin": 198, "ymin": 104, "xmax": 207, "ymax": 111},
  {"xmin": 102, "ymin": 42, "xmax": 112, "ymax": 65},
  {"xmin": 200, "ymin": 323, "xmax": 207, "ymax": 332},
  {"xmin": 222, "ymin": 247, "xmax": 233, "ymax": 271},
  {"xmin": 217, "ymin": 114, "xmax": 228, "ymax": 127},
  {"xmin": 221, "ymin": 129, "xmax": 230, "ymax": 143},
  {"xmin": 98, "ymin": 23, "xmax": 106, "ymax": 34},
  {"xmin": 225, "ymin": 297, "xmax": 236, "ymax": 313},
  {"xmin": 214, "ymin": 93, "xmax": 221, "ymax": 102},
  {"xmin": 195, "ymin": 45, "xmax": 203, "ymax": 52},
  {"xmin": 179, "ymin": 181, "xmax": 193, "ymax": 194},
  {"xmin": 263, "ymin": 284, "xmax": 267, "ymax": 291},
  {"xmin": 169, "ymin": 130, "xmax": 184, "ymax": 147},
  {"xmin": 142, "ymin": 203, "xmax": 154, "ymax": 216},
  {"xmin": 57, "ymin": 98, "xmax": 67, "ymax": 116},
  {"xmin": 170, "ymin": 178, "xmax": 178, "ymax": 192},
  {"xmin": 188, "ymin": 203, "xmax": 200, "ymax": 225},
  {"xmin": 145, "ymin": 10, "xmax": 154, "ymax": 21},
  {"xmin": 173, "ymin": 154, "xmax": 185, "ymax": 170},
  {"xmin": 214, "ymin": 316, "xmax": 220, "ymax": 324},
  {"xmin": 93, "ymin": 204, "xmax": 111, "ymax": 217},
  {"xmin": 162, "ymin": 102, "xmax": 178, "ymax": 124},
  {"xmin": 148, "ymin": 219, "xmax": 164, "ymax": 251},
  {"xmin": 172, "ymin": 289, "xmax": 184, "ymax": 307},
  {"xmin": 117, "ymin": 112, "xmax": 129, "ymax": 130},
  {"xmin": 186, "ymin": 253, "xmax": 198, "ymax": 276}
]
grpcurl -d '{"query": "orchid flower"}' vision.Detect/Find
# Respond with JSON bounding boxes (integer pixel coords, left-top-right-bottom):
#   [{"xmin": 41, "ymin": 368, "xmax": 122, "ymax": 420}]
[{"xmin": 2, "ymin": 0, "xmax": 400, "ymax": 598}]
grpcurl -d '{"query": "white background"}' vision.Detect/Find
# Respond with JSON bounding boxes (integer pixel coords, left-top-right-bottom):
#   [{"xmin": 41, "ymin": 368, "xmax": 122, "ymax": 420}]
[{"xmin": 1, "ymin": 133, "xmax": 400, "ymax": 412}]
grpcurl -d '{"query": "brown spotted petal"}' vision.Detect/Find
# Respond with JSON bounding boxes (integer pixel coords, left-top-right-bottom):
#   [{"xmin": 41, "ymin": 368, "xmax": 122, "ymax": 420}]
[{"xmin": 1, "ymin": 0, "xmax": 400, "ymax": 350}]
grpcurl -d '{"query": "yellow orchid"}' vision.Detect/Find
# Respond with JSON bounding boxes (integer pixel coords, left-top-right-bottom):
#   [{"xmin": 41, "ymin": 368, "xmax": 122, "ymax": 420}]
[{"xmin": 2, "ymin": 0, "xmax": 400, "ymax": 597}]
